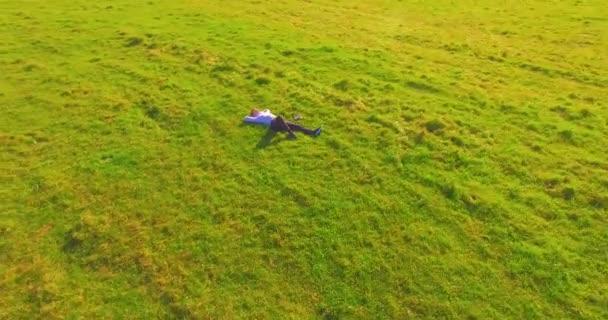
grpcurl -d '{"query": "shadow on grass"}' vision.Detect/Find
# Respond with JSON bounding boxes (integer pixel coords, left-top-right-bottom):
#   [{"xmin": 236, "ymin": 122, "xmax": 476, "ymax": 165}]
[
  {"xmin": 239, "ymin": 122, "xmax": 286, "ymax": 149},
  {"xmin": 256, "ymin": 129, "xmax": 283, "ymax": 149}
]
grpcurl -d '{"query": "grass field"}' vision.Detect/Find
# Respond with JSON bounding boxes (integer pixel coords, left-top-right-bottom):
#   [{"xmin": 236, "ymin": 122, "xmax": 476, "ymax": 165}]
[{"xmin": 1, "ymin": 0, "xmax": 607, "ymax": 318}]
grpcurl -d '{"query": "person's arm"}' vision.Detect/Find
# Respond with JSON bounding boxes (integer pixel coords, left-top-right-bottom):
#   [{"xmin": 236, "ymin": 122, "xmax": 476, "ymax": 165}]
[
  {"xmin": 244, "ymin": 115, "xmax": 259, "ymax": 123},
  {"xmin": 262, "ymin": 109, "xmax": 270, "ymax": 114}
]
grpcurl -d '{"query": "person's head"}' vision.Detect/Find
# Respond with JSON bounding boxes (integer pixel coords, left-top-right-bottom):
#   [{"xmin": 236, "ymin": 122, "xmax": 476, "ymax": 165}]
[{"xmin": 250, "ymin": 108, "xmax": 261, "ymax": 116}]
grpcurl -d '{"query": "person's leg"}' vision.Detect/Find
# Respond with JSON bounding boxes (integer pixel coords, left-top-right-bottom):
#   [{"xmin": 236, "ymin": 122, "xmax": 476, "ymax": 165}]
[
  {"xmin": 286, "ymin": 122, "xmax": 315, "ymax": 135},
  {"xmin": 286, "ymin": 121, "xmax": 322, "ymax": 137},
  {"xmin": 272, "ymin": 116, "xmax": 297, "ymax": 139}
]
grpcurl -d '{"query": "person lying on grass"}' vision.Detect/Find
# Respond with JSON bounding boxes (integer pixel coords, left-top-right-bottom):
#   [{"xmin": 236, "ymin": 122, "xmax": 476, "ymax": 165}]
[{"xmin": 244, "ymin": 108, "xmax": 321, "ymax": 139}]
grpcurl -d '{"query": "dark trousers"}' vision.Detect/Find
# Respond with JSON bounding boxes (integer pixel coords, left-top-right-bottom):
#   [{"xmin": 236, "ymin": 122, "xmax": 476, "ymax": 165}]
[{"xmin": 270, "ymin": 116, "xmax": 315, "ymax": 136}]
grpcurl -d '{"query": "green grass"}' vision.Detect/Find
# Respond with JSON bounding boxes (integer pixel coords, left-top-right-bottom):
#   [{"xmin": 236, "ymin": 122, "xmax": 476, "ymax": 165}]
[{"xmin": 1, "ymin": 0, "xmax": 607, "ymax": 318}]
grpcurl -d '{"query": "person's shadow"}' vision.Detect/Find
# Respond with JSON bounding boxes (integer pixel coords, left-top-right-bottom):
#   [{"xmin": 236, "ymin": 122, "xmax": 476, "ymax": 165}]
[
  {"xmin": 256, "ymin": 129, "xmax": 285, "ymax": 149},
  {"xmin": 239, "ymin": 122, "xmax": 286, "ymax": 149}
]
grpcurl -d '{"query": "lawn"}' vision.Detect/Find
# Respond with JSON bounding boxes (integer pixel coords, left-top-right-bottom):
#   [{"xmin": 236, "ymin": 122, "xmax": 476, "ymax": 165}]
[{"xmin": 1, "ymin": 0, "xmax": 607, "ymax": 318}]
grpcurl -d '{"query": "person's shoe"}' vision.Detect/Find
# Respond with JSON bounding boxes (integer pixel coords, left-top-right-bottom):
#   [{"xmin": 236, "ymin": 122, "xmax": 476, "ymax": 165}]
[{"xmin": 313, "ymin": 127, "xmax": 322, "ymax": 137}]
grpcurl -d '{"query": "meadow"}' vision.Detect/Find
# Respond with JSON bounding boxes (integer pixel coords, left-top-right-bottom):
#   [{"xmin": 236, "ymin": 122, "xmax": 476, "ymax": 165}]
[{"xmin": 1, "ymin": 0, "xmax": 607, "ymax": 318}]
